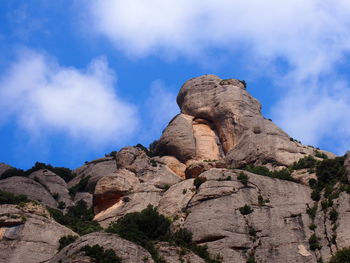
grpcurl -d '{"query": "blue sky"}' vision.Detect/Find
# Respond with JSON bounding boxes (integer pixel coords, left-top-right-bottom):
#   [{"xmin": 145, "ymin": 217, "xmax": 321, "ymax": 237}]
[{"xmin": 1, "ymin": 1, "xmax": 350, "ymax": 170}]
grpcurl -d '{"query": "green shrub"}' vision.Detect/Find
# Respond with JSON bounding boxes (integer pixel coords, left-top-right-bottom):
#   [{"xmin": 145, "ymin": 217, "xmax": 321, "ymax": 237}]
[
  {"xmin": 321, "ymin": 199, "xmax": 332, "ymax": 210},
  {"xmin": 329, "ymin": 208, "xmax": 338, "ymax": 223},
  {"xmin": 243, "ymin": 165, "xmax": 296, "ymax": 182},
  {"xmin": 107, "ymin": 205, "xmax": 169, "ymax": 263},
  {"xmin": 309, "ymin": 224, "xmax": 317, "ymax": 231},
  {"xmin": 107, "ymin": 206, "xmax": 222, "ymax": 263},
  {"xmin": 239, "ymin": 205, "xmax": 254, "ymax": 215},
  {"xmin": 105, "ymin": 151, "xmax": 117, "ymax": 157},
  {"xmin": 291, "ymin": 155, "xmax": 318, "ymax": 170},
  {"xmin": 309, "ymin": 178, "xmax": 317, "ymax": 188},
  {"xmin": 26, "ymin": 162, "xmax": 74, "ymax": 182},
  {"xmin": 306, "ymin": 204, "xmax": 317, "ymax": 220},
  {"xmin": 48, "ymin": 200, "xmax": 102, "ymax": 235},
  {"xmin": 309, "ymin": 234, "xmax": 322, "ymax": 250},
  {"xmin": 150, "ymin": 159, "xmax": 158, "ymax": 167},
  {"xmin": 246, "ymin": 255, "xmax": 256, "ymax": 263},
  {"xmin": 0, "ymin": 190, "xmax": 28, "ymax": 204},
  {"xmin": 237, "ymin": 172, "xmax": 249, "ymax": 186},
  {"xmin": 59, "ymin": 235, "xmax": 78, "ymax": 250},
  {"xmin": 194, "ymin": 177, "xmax": 207, "ymax": 189},
  {"xmin": 316, "ymin": 157, "xmax": 346, "ymax": 186},
  {"xmin": 107, "ymin": 205, "xmax": 170, "ymax": 242},
  {"xmin": 314, "ymin": 150, "xmax": 328, "ymax": 159},
  {"xmin": 311, "ymin": 189, "xmax": 321, "ymax": 201},
  {"xmin": 148, "ymin": 140, "xmax": 160, "ymax": 157},
  {"xmin": 81, "ymin": 244, "xmax": 122, "ymax": 263},
  {"xmin": 328, "ymin": 247, "xmax": 350, "ymax": 263},
  {"xmin": 68, "ymin": 176, "xmax": 90, "ymax": 197},
  {"xmin": 0, "ymin": 168, "xmax": 26, "ymax": 179}
]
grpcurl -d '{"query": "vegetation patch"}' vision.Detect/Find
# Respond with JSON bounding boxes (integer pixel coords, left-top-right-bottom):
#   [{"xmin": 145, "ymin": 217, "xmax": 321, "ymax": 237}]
[
  {"xmin": 308, "ymin": 233, "xmax": 322, "ymax": 251},
  {"xmin": 290, "ymin": 155, "xmax": 318, "ymax": 170},
  {"xmin": 237, "ymin": 172, "xmax": 249, "ymax": 186},
  {"xmin": 194, "ymin": 176, "xmax": 207, "ymax": 189},
  {"xmin": 328, "ymin": 247, "xmax": 350, "ymax": 263},
  {"xmin": 48, "ymin": 200, "xmax": 102, "ymax": 235},
  {"xmin": 0, "ymin": 190, "xmax": 28, "ymax": 205},
  {"xmin": 0, "ymin": 162, "xmax": 74, "ymax": 182},
  {"xmin": 59, "ymin": 235, "xmax": 78, "ymax": 250},
  {"xmin": 106, "ymin": 205, "xmax": 222, "ymax": 263},
  {"xmin": 239, "ymin": 205, "xmax": 254, "ymax": 215},
  {"xmin": 243, "ymin": 165, "xmax": 296, "ymax": 182},
  {"xmin": 81, "ymin": 244, "xmax": 122, "ymax": 263},
  {"xmin": 68, "ymin": 176, "xmax": 90, "ymax": 197}
]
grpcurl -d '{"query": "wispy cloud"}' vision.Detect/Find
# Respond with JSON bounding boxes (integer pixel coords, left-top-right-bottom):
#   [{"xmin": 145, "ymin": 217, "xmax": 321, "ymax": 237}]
[
  {"xmin": 0, "ymin": 48, "xmax": 138, "ymax": 146},
  {"xmin": 87, "ymin": 0, "xmax": 350, "ymax": 152}
]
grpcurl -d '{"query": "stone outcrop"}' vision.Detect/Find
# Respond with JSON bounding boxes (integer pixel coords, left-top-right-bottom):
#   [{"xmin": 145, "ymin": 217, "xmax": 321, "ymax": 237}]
[
  {"xmin": 156, "ymin": 242, "xmax": 205, "ymax": 263},
  {"xmin": 49, "ymin": 232, "xmax": 153, "ymax": 263},
  {"xmin": 68, "ymin": 157, "xmax": 117, "ymax": 193},
  {"xmin": 156, "ymin": 75, "xmax": 332, "ymax": 168},
  {"xmin": 0, "ymin": 176, "xmax": 58, "ymax": 208},
  {"xmin": 29, "ymin": 169, "xmax": 73, "ymax": 207},
  {"xmin": 93, "ymin": 162, "xmax": 182, "ymax": 227},
  {"xmin": 0, "ymin": 204, "xmax": 76, "ymax": 263},
  {"xmin": 0, "ymin": 163, "xmax": 12, "ymax": 177},
  {"xmin": 156, "ymin": 168, "xmax": 350, "ymax": 262}
]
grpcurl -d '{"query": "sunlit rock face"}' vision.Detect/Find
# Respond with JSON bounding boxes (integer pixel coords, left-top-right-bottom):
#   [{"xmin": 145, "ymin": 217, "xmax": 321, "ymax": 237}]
[{"xmin": 157, "ymin": 74, "xmax": 332, "ymax": 168}]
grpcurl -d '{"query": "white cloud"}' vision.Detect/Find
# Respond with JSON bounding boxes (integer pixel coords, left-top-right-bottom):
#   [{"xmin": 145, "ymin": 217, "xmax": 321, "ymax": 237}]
[
  {"xmin": 88, "ymin": 0, "xmax": 350, "ymax": 72},
  {"xmin": 0, "ymin": 48, "xmax": 138, "ymax": 145},
  {"xmin": 87, "ymin": 0, "xmax": 350, "ymax": 152}
]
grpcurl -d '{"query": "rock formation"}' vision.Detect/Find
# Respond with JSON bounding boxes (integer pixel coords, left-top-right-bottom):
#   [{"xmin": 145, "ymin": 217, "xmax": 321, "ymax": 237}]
[
  {"xmin": 0, "ymin": 75, "xmax": 348, "ymax": 263},
  {"xmin": 156, "ymin": 75, "xmax": 332, "ymax": 168}
]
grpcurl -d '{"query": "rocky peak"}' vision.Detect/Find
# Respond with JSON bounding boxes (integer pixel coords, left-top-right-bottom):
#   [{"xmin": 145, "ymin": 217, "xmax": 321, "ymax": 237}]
[{"xmin": 156, "ymin": 74, "xmax": 332, "ymax": 168}]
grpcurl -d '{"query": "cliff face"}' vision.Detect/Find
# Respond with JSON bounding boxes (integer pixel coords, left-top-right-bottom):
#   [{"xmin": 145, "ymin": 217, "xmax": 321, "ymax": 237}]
[{"xmin": 0, "ymin": 75, "xmax": 348, "ymax": 263}]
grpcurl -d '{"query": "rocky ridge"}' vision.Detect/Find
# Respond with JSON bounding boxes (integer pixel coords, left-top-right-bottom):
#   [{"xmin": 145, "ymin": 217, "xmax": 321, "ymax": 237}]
[{"xmin": 0, "ymin": 75, "xmax": 348, "ymax": 263}]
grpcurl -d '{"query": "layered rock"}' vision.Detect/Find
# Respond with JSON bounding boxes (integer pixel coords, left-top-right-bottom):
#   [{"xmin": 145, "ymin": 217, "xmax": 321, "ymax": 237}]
[
  {"xmin": 156, "ymin": 75, "xmax": 332, "ymax": 168},
  {"xmin": 49, "ymin": 232, "xmax": 153, "ymax": 263},
  {"xmin": 0, "ymin": 176, "xmax": 58, "ymax": 208},
  {"xmin": 92, "ymin": 146, "xmax": 182, "ymax": 227},
  {"xmin": 68, "ymin": 157, "xmax": 117, "ymax": 193},
  {"xmin": 29, "ymin": 169, "xmax": 73, "ymax": 207},
  {"xmin": 0, "ymin": 204, "xmax": 76, "ymax": 263},
  {"xmin": 157, "ymin": 168, "xmax": 350, "ymax": 262}
]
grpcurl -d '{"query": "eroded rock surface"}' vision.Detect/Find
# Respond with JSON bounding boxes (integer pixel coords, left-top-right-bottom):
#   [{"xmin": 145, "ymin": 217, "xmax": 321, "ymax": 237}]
[
  {"xmin": 157, "ymin": 75, "xmax": 332, "ymax": 168},
  {"xmin": 0, "ymin": 176, "xmax": 58, "ymax": 208},
  {"xmin": 0, "ymin": 204, "xmax": 76, "ymax": 263},
  {"xmin": 68, "ymin": 157, "xmax": 117, "ymax": 193},
  {"xmin": 49, "ymin": 232, "xmax": 154, "ymax": 263},
  {"xmin": 29, "ymin": 169, "xmax": 73, "ymax": 207}
]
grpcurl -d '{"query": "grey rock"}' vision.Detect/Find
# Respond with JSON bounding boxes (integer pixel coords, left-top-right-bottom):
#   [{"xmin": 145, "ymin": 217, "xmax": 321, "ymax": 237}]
[
  {"xmin": 74, "ymin": 192, "xmax": 93, "ymax": 209},
  {"xmin": 169, "ymin": 168, "xmax": 318, "ymax": 262},
  {"xmin": 159, "ymin": 74, "xmax": 334, "ymax": 168},
  {"xmin": 68, "ymin": 157, "xmax": 117, "ymax": 193},
  {"xmin": 0, "ymin": 204, "xmax": 76, "ymax": 263},
  {"xmin": 0, "ymin": 163, "xmax": 12, "ymax": 177},
  {"xmin": 0, "ymin": 176, "xmax": 57, "ymax": 208},
  {"xmin": 116, "ymin": 146, "xmax": 150, "ymax": 173},
  {"xmin": 156, "ymin": 114, "xmax": 196, "ymax": 163},
  {"xmin": 93, "ymin": 169, "xmax": 139, "ymax": 214},
  {"xmin": 156, "ymin": 242, "xmax": 205, "ymax": 263},
  {"xmin": 29, "ymin": 169, "xmax": 73, "ymax": 208},
  {"xmin": 49, "ymin": 232, "xmax": 154, "ymax": 263}
]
